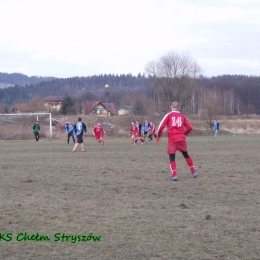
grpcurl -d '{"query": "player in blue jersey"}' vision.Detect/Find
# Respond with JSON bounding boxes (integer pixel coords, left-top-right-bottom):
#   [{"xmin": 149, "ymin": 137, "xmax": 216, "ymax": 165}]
[
  {"xmin": 213, "ymin": 119, "xmax": 220, "ymax": 138},
  {"xmin": 72, "ymin": 117, "xmax": 87, "ymax": 153},
  {"xmin": 143, "ymin": 120, "xmax": 150, "ymax": 141},
  {"xmin": 65, "ymin": 122, "xmax": 75, "ymax": 144}
]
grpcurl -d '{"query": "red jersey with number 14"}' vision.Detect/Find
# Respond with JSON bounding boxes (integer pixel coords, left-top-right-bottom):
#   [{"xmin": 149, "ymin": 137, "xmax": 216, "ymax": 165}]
[{"xmin": 157, "ymin": 111, "xmax": 193, "ymax": 142}]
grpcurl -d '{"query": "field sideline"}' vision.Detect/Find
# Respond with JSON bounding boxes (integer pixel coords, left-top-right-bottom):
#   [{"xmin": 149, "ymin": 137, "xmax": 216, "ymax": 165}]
[{"xmin": 0, "ymin": 135, "xmax": 260, "ymax": 259}]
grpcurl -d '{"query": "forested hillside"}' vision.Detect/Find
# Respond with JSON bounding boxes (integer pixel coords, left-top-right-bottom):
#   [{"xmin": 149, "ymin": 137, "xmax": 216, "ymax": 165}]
[
  {"xmin": 0, "ymin": 72, "xmax": 260, "ymax": 115},
  {"xmin": 0, "ymin": 72, "xmax": 55, "ymax": 86},
  {"xmin": 0, "ymin": 73, "xmax": 149, "ymax": 107}
]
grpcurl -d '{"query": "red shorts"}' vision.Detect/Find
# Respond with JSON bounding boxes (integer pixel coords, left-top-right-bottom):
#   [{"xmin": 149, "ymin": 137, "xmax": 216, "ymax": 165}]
[
  {"xmin": 167, "ymin": 141, "xmax": 187, "ymax": 154},
  {"xmin": 95, "ymin": 134, "xmax": 102, "ymax": 140},
  {"xmin": 133, "ymin": 132, "xmax": 140, "ymax": 137}
]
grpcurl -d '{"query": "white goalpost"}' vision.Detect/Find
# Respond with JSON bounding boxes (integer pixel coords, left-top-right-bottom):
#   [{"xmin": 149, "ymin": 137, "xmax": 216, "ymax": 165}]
[{"xmin": 0, "ymin": 113, "xmax": 52, "ymax": 141}]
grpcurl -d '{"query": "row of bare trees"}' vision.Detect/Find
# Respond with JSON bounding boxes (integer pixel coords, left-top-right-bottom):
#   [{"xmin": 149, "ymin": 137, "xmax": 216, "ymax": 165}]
[{"xmin": 144, "ymin": 51, "xmax": 251, "ymax": 126}]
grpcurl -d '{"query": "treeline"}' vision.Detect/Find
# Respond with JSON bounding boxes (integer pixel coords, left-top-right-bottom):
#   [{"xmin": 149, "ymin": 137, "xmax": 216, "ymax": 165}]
[
  {"xmin": 0, "ymin": 73, "xmax": 148, "ymax": 105},
  {"xmin": 0, "ymin": 72, "xmax": 260, "ymax": 115},
  {"xmin": 198, "ymin": 75, "xmax": 260, "ymax": 114}
]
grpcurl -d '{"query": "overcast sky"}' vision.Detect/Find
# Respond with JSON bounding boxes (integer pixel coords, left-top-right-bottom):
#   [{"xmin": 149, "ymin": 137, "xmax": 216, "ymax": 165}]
[{"xmin": 0, "ymin": 0, "xmax": 259, "ymax": 78}]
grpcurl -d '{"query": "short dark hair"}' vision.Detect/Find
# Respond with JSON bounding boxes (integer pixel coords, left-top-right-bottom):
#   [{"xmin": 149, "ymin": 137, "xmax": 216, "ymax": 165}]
[
  {"xmin": 171, "ymin": 101, "xmax": 179, "ymax": 109},
  {"xmin": 78, "ymin": 117, "xmax": 82, "ymax": 121}
]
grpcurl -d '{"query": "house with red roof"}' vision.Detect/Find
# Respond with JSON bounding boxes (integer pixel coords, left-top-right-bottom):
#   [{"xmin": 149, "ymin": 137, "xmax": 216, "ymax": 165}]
[
  {"xmin": 82, "ymin": 101, "xmax": 117, "ymax": 116},
  {"xmin": 12, "ymin": 101, "xmax": 46, "ymax": 113},
  {"xmin": 43, "ymin": 99, "xmax": 62, "ymax": 112},
  {"xmin": 11, "ymin": 98, "xmax": 63, "ymax": 113}
]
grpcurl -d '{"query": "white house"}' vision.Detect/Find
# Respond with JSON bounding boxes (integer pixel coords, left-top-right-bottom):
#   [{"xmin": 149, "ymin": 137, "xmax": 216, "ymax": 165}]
[{"xmin": 118, "ymin": 108, "xmax": 130, "ymax": 116}]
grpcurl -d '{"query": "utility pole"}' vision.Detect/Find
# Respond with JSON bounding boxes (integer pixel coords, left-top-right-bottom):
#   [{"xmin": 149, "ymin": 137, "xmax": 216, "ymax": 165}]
[{"xmin": 104, "ymin": 84, "xmax": 110, "ymax": 127}]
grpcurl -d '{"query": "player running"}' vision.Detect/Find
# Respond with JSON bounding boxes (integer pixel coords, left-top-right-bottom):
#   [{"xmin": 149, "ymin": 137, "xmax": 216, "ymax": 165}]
[
  {"xmin": 72, "ymin": 117, "xmax": 87, "ymax": 153},
  {"xmin": 129, "ymin": 121, "xmax": 146, "ymax": 145},
  {"xmin": 135, "ymin": 120, "xmax": 142, "ymax": 137},
  {"xmin": 143, "ymin": 120, "xmax": 150, "ymax": 141},
  {"xmin": 148, "ymin": 122, "xmax": 157, "ymax": 141},
  {"xmin": 155, "ymin": 101, "xmax": 198, "ymax": 181},
  {"xmin": 92, "ymin": 123, "xmax": 106, "ymax": 146}
]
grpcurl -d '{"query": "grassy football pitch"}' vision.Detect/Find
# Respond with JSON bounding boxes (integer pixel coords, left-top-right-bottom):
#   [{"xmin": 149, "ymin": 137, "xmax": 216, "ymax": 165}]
[{"xmin": 0, "ymin": 135, "xmax": 260, "ymax": 260}]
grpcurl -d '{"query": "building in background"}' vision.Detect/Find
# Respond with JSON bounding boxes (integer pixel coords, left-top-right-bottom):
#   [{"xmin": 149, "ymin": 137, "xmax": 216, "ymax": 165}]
[
  {"xmin": 82, "ymin": 101, "xmax": 117, "ymax": 116},
  {"xmin": 11, "ymin": 98, "xmax": 62, "ymax": 113}
]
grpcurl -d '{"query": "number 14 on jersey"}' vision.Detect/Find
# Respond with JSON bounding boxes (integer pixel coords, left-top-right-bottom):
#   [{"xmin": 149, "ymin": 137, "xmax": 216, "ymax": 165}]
[{"xmin": 172, "ymin": 116, "xmax": 182, "ymax": 127}]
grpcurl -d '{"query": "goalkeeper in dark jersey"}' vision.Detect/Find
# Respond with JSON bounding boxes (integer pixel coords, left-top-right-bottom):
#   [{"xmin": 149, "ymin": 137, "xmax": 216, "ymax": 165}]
[{"xmin": 33, "ymin": 121, "xmax": 40, "ymax": 142}]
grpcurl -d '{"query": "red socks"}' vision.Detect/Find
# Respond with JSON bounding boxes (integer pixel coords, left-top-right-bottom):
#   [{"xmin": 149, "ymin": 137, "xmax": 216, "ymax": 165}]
[
  {"xmin": 186, "ymin": 157, "xmax": 196, "ymax": 173},
  {"xmin": 170, "ymin": 161, "xmax": 177, "ymax": 177},
  {"xmin": 170, "ymin": 158, "xmax": 196, "ymax": 177}
]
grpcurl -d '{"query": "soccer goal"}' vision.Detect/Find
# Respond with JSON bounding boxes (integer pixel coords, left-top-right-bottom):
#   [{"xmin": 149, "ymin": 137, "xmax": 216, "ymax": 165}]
[{"xmin": 0, "ymin": 113, "xmax": 52, "ymax": 141}]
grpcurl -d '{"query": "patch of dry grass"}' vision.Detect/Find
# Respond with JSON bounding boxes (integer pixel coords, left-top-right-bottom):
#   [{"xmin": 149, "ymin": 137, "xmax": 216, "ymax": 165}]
[
  {"xmin": 0, "ymin": 135, "xmax": 260, "ymax": 259},
  {"xmin": 1, "ymin": 114, "xmax": 260, "ymax": 139}
]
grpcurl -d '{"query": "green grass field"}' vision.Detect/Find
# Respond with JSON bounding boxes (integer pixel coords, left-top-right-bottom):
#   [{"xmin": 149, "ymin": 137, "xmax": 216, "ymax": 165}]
[{"xmin": 0, "ymin": 135, "xmax": 260, "ymax": 260}]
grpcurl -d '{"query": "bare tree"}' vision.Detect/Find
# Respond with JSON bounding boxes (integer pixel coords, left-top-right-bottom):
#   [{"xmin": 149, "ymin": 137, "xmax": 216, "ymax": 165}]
[
  {"xmin": 199, "ymin": 88, "xmax": 223, "ymax": 128},
  {"xmin": 146, "ymin": 51, "xmax": 202, "ymax": 113}
]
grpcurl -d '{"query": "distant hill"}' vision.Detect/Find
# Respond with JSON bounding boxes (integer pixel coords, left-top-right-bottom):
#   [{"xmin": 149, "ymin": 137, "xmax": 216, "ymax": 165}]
[
  {"xmin": 0, "ymin": 73, "xmax": 148, "ymax": 106},
  {"xmin": 0, "ymin": 72, "xmax": 56, "ymax": 87}
]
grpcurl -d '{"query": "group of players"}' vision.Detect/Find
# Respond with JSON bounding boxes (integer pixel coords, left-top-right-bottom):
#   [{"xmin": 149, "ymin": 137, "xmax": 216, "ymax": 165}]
[
  {"xmin": 65, "ymin": 119, "xmax": 106, "ymax": 153},
  {"xmin": 65, "ymin": 119, "xmax": 157, "ymax": 147},
  {"xmin": 129, "ymin": 120, "xmax": 157, "ymax": 145},
  {"xmin": 65, "ymin": 101, "xmax": 198, "ymax": 181}
]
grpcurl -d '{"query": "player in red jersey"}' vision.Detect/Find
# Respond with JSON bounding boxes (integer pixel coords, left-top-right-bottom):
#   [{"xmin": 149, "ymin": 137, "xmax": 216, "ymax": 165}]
[
  {"xmin": 129, "ymin": 121, "xmax": 146, "ymax": 145},
  {"xmin": 148, "ymin": 122, "xmax": 157, "ymax": 141},
  {"xmin": 92, "ymin": 123, "xmax": 106, "ymax": 146},
  {"xmin": 155, "ymin": 101, "xmax": 198, "ymax": 181}
]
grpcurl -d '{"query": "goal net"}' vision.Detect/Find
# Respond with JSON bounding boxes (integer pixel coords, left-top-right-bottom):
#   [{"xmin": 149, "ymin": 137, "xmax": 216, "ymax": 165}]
[{"xmin": 0, "ymin": 113, "xmax": 52, "ymax": 141}]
